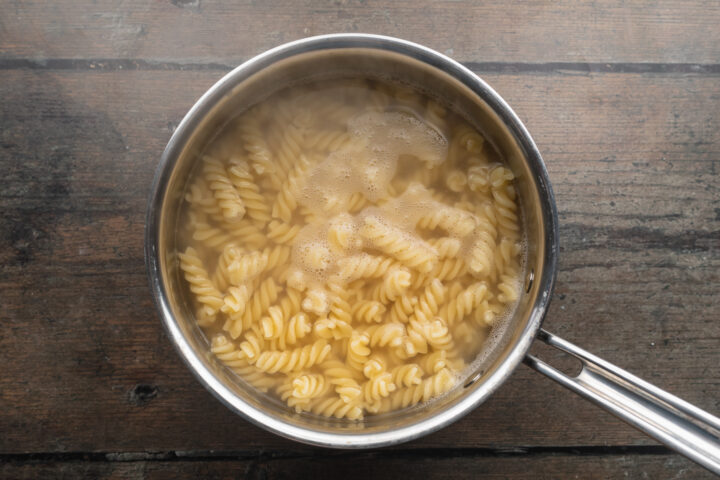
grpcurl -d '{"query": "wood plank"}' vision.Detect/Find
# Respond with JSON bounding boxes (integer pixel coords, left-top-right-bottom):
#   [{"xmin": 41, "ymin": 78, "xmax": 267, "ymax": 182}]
[
  {"xmin": 0, "ymin": 453, "xmax": 715, "ymax": 479},
  {"xmin": 1, "ymin": 0, "xmax": 719, "ymax": 64},
  {"xmin": 0, "ymin": 69, "xmax": 717, "ymax": 454}
]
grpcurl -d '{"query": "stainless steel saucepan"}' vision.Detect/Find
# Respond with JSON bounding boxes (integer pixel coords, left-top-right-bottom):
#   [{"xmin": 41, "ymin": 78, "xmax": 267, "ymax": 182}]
[{"xmin": 145, "ymin": 34, "xmax": 720, "ymax": 473}]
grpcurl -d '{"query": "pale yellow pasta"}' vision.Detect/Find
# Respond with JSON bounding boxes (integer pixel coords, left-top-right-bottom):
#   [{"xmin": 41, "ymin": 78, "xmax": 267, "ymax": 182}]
[
  {"xmin": 253, "ymin": 339, "xmax": 332, "ymax": 373},
  {"xmin": 281, "ymin": 312, "xmax": 312, "ymax": 346},
  {"xmin": 346, "ymin": 331, "xmax": 371, "ymax": 371},
  {"xmin": 211, "ymin": 334, "xmax": 278, "ymax": 392},
  {"xmin": 228, "ymin": 250, "xmax": 267, "ymax": 285},
  {"xmin": 179, "ymin": 247, "xmax": 224, "ymax": 317},
  {"xmin": 388, "ymin": 295, "xmax": 417, "ymax": 324},
  {"xmin": 417, "ymin": 206, "xmax": 477, "ymax": 237},
  {"xmin": 314, "ymin": 317, "xmax": 353, "ymax": 340},
  {"xmin": 223, "ymin": 277, "xmax": 278, "ymax": 339},
  {"xmin": 177, "ymin": 78, "xmax": 523, "ymax": 420},
  {"xmin": 361, "ymin": 215, "xmax": 438, "ymax": 273},
  {"xmin": 322, "ymin": 360, "xmax": 363, "ymax": 403},
  {"xmin": 439, "ymin": 282, "xmax": 489, "ymax": 326},
  {"xmin": 391, "ymin": 363, "xmax": 424, "ymax": 388},
  {"xmin": 371, "ymin": 267, "xmax": 412, "ymax": 303},
  {"xmin": 192, "ymin": 220, "xmax": 234, "ymax": 253},
  {"xmin": 219, "ymin": 218, "xmax": 267, "ymax": 250},
  {"xmin": 302, "ymin": 288, "xmax": 330, "ymax": 315},
  {"xmin": 227, "ymin": 157, "xmax": 272, "ymax": 226},
  {"xmin": 221, "ymin": 284, "xmax": 250, "ymax": 315},
  {"xmin": 363, "ymin": 372, "xmax": 396, "ymax": 412},
  {"xmin": 268, "ymin": 123, "xmax": 304, "ymax": 181},
  {"xmin": 267, "ymin": 220, "xmax": 301, "ymax": 244},
  {"xmin": 427, "ymin": 237, "xmax": 462, "ymax": 259},
  {"xmin": 310, "ymin": 396, "xmax": 364, "ymax": 420},
  {"xmin": 203, "ymin": 156, "xmax": 246, "ymax": 222},
  {"xmin": 327, "ymin": 213, "xmax": 359, "ymax": 252},
  {"xmin": 410, "ymin": 257, "xmax": 466, "ymax": 290},
  {"xmin": 213, "ymin": 244, "xmax": 242, "ymax": 292},
  {"xmin": 352, "ymin": 300, "xmax": 386, "ymax": 323},
  {"xmin": 388, "ymin": 368, "xmax": 455, "ymax": 409},
  {"xmin": 272, "ymin": 155, "xmax": 311, "ymax": 222},
  {"xmin": 334, "ymin": 253, "xmax": 400, "ymax": 282},
  {"xmin": 237, "ymin": 113, "xmax": 282, "ymax": 188}
]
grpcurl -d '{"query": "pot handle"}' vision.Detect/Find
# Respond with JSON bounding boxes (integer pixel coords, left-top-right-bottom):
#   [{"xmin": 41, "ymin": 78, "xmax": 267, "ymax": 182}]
[{"xmin": 524, "ymin": 329, "xmax": 720, "ymax": 474}]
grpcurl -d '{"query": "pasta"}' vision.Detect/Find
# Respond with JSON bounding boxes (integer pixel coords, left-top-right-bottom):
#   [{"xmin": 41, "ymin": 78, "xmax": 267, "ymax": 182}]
[{"xmin": 177, "ymin": 78, "xmax": 523, "ymax": 419}]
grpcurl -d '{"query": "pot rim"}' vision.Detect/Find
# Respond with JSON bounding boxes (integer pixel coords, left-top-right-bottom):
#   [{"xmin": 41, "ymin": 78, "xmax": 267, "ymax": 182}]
[{"xmin": 145, "ymin": 33, "xmax": 559, "ymax": 448}]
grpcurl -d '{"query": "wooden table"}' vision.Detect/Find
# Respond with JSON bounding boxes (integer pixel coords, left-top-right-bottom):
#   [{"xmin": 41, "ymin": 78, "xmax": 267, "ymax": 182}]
[{"xmin": 1, "ymin": 1, "xmax": 718, "ymax": 478}]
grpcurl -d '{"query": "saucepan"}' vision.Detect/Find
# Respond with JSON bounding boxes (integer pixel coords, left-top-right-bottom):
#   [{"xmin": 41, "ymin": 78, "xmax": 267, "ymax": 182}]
[{"xmin": 145, "ymin": 34, "xmax": 720, "ymax": 473}]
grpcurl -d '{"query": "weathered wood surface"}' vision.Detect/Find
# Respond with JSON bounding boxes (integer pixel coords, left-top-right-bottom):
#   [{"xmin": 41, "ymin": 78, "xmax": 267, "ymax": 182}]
[
  {"xmin": 1, "ymin": 452, "xmax": 716, "ymax": 480},
  {"xmin": 1, "ymin": 1, "xmax": 719, "ymax": 478},
  {"xmin": 1, "ymin": 0, "xmax": 719, "ymax": 64},
  {"xmin": 1, "ymin": 69, "xmax": 717, "ymax": 453}
]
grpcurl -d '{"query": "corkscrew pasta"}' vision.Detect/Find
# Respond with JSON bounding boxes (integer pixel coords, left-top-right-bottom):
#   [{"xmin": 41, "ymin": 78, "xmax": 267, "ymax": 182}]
[{"xmin": 177, "ymin": 78, "xmax": 524, "ymax": 419}]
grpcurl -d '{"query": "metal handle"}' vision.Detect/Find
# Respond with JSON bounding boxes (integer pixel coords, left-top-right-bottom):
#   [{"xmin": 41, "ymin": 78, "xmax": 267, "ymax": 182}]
[{"xmin": 524, "ymin": 329, "xmax": 720, "ymax": 474}]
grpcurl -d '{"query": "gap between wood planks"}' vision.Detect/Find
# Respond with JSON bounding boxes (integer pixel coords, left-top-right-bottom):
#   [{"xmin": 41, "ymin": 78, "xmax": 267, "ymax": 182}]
[
  {"xmin": 0, "ymin": 445, "xmax": 674, "ymax": 463},
  {"xmin": 0, "ymin": 58, "xmax": 719, "ymax": 75}
]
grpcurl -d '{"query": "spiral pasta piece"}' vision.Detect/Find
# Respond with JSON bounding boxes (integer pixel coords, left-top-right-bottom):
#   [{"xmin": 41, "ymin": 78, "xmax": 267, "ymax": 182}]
[
  {"xmin": 425, "ymin": 317, "xmax": 454, "ymax": 351},
  {"xmin": 185, "ymin": 179, "xmax": 223, "ymax": 220},
  {"xmin": 352, "ymin": 300, "xmax": 386, "ymax": 323},
  {"xmin": 272, "ymin": 155, "xmax": 311, "ymax": 222},
  {"xmin": 417, "ymin": 206, "xmax": 477, "ymax": 237},
  {"xmin": 237, "ymin": 328, "xmax": 266, "ymax": 361},
  {"xmin": 268, "ymin": 122, "xmax": 304, "ymax": 180},
  {"xmin": 267, "ymin": 220, "xmax": 301, "ymax": 245},
  {"xmin": 314, "ymin": 317, "xmax": 353, "ymax": 340},
  {"xmin": 363, "ymin": 372, "xmax": 396, "ymax": 412},
  {"xmin": 284, "ymin": 374, "xmax": 330, "ymax": 412},
  {"xmin": 211, "ymin": 335, "xmax": 278, "ymax": 392},
  {"xmin": 413, "ymin": 279, "xmax": 446, "ymax": 322},
  {"xmin": 391, "ymin": 363, "xmax": 423, "ymax": 388},
  {"xmin": 360, "ymin": 215, "xmax": 438, "ymax": 273},
  {"xmin": 388, "ymin": 295, "xmax": 417, "ymax": 324},
  {"xmin": 221, "ymin": 284, "xmax": 250, "ymax": 315},
  {"xmin": 389, "ymin": 368, "xmax": 455, "ymax": 409},
  {"xmin": 254, "ymin": 339, "xmax": 332, "ymax": 373},
  {"xmin": 192, "ymin": 221, "xmax": 235, "ymax": 253},
  {"xmin": 224, "ymin": 277, "xmax": 278, "ymax": 339},
  {"xmin": 203, "ymin": 156, "xmax": 246, "ymax": 222},
  {"xmin": 228, "ymin": 251, "xmax": 268, "ymax": 285},
  {"xmin": 334, "ymin": 253, "xmax": 401, "ymax": 282},
  {"xmin": 310, "ymin": 396, "xmax": 363, "ymax": 420},
  {"xmin": 282, "ymin": 312, "xmax": 312, "ymax": 346},
  {"xmin": 220, "ymin": 218, "xmax": 267, "ymax": 250},
  {"xmin": 490, "ymin": 166, "xmax": 520, "ymax": 241},
  {"xmin": 439, "ymin": 282, "xmax": 488, "ymax": 326},
  {"xmin": 237, "ymin": 114, "xmax": 282, "ymax": 188},
  {"xmin": 368, "ymin": 323, "xmax": 406, "ymax": 348},
  {"xmin": 213, "ymin": 244, "xmax": 243, "ymax": 292},
  {"xmin": 427, "ymin": 237, "xmax": 463, "ymax": 259},
  {"xmin": 347, "ymin": 331, "xmax": 371, "ymax": 371},
  {"xmin": 371, "ymin": 267, "xmax": 412, "ymax": 304},
  {"xmin": 322, "ymin": 360, "xmax": 363, "ymax": 403},
  {"xmin": 179, "ymin": 247, "xmax": 224, "ymax": 317},
  {"xmin": 260, "ymin": 305, "xmax": 285, "ymax": 339},
  {"xmin": 227, "ymin": 157, "xmax": 271, "ymax": 226}
]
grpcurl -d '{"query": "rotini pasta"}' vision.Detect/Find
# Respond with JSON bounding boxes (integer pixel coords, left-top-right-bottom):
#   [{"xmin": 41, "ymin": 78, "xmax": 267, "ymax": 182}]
[
  {"xmin": 227, "ymin": 157, "xmax": 272, "ymax": 226},
  {"xmin": 203, "ymin": 156, "xmax": 246, "ymax": 222},
  {"xmin": 177, "ymin": 78, "xmax": 523, "ymax": 420}
]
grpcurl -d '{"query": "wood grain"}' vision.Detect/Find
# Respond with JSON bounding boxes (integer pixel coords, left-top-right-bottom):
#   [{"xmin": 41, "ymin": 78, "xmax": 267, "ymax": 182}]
[
  {"xmin": 1, "ymin": 0, "xmax": 719, "ymax": 64},
  {"xmin": 1, "ymin": 68, "xmax": 717, "ymax": 459},
  {"xmin": 1, "ymin": 452, "xmax": 716, "ymax": 479}
]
